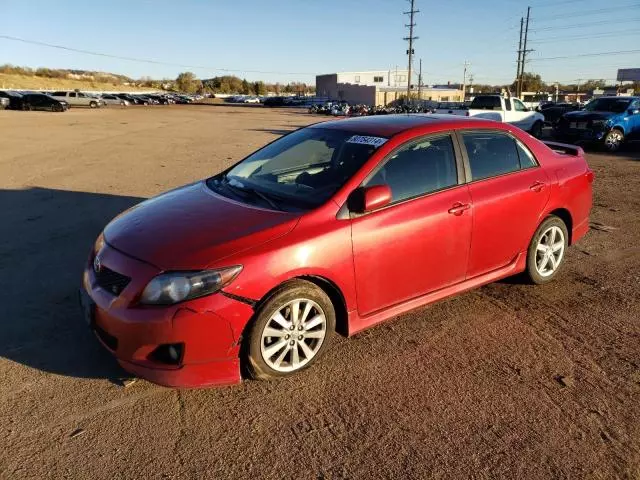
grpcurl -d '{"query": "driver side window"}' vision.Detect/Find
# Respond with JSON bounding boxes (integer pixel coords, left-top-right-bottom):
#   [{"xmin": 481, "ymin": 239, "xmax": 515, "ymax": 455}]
[
  {"xmin": 365, "ymin": 134, "xmax": 458, "ymax": 203},
  {"xmin": 514, "ymin": 99, "xmax": 527, "ymax": 112}
]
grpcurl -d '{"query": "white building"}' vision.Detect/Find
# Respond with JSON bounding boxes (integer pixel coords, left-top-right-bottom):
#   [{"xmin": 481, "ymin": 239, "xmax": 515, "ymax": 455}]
[
  {"xmin": 316, "ymin": 69, "xmax": 462, "ymax": 106},
  {"xmin": 321, "ymin": 70, "xmax": 410, "ymax": 89}
]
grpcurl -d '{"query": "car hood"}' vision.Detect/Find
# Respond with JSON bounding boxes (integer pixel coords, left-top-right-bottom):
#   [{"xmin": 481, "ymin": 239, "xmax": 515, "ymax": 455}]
[
  {"xmin": 563, "ymin": 110, "xmax": 615, "ymax": 121},
  {"xmin": 104, "ymin": 182, "xmax": 299, "ymax": 270}
]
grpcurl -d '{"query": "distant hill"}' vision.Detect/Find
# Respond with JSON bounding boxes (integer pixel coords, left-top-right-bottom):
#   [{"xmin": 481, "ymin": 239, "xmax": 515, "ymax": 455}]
[{"xmin": 0, "ymin": 64, "xmax": 161, "ymax": 92}]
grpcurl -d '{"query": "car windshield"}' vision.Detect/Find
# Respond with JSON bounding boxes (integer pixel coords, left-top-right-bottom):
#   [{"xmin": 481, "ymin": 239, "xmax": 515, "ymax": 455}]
[
  {"xmin": 584, "ymin": 98, "xmax": 631, "ymax": 113},
  {"xmin": 208, "ymin": 127, "xmax": 384, "ymax": 210}
]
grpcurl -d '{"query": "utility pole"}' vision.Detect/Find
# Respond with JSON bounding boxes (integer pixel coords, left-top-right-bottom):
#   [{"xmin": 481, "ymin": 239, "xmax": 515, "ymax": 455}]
[
  {"xmin": 518, "ymin": 6, "xmax": 532, "ymax": 98},
  {"xmin": 418, "ymin": 58, "xmax": 423, "ymax": 101},
  {"xmin": 403, "ymin": 0, "xmax": 419, "ymax": 102},
  {"xmin": 462, "ymin": 61, "xmax": 470, "ymax": 102},
  {"xmin": 516, "ymin": 17, "xmax": 524, "ymax": 96}
]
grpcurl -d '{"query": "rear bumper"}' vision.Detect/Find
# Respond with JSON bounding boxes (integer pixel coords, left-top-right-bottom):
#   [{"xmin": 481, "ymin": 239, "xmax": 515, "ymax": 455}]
[{"xmin": 83, "ymin": 243, "xmax": 255, "ymax": 388}]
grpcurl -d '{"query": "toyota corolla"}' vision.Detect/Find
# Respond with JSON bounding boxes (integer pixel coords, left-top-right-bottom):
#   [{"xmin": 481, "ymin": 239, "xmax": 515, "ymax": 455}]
[{"xmin": 80, "ymin": 115, "xmax": 593, "ymax": 388}]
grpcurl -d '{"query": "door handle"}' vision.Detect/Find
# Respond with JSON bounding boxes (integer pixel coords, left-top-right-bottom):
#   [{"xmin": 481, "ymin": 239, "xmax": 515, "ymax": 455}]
[
  {"xmin": 448, "ymin": 202, "xmax": 471, "ymax": 216},
  {"xmin": 529, "ymin": 181, "xmax": 546, "ymax": 192}
]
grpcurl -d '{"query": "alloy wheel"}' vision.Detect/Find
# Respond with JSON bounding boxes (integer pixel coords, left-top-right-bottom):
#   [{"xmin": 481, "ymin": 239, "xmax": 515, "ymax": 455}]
[
  {"xmin": 535, "ymin": 226, "xmax": 565, "ymax": 277},
  {"xmin": 260, "ymin": 298, "xmax": 327, "ymax": 373},
  {"xmin": 604, "ymin": 130, "xmax": 623, "ymax": 152}
]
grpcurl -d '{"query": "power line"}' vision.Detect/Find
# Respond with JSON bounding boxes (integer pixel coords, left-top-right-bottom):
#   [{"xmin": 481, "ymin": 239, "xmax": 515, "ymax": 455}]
[
  {"xmin": 529, "ymin": 49, "xmax": 640, "ymax": 62},
  {"xmin": 529, "ymin": 30, "xmax": 640, "ymax": 43},
  {"xmin": 530, "ymin": 18, "xmax": 640, "ymax": 31},
  {"xmin": 532, "ymin": 4, "xmax": 640, "ymax": 20},
  {"xmin": 0, "ymin": 34, "xmax": 315, "ymax": 76}
]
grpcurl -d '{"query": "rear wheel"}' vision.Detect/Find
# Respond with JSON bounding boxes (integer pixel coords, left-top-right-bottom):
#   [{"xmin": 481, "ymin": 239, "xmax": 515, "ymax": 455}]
[
  {"xmin": 244, "ymin": 280, "xmax": 335, "ymax": 380},
  {"xmin": 530, "ymin": 121, "xmax": 543, "ymax": 139},
  {"xmin": 603, "ymin": 129, "xmax": 623, "ymax": 152},
  {"xmin": 525, "ymin": 215, "xmax": 568, "ymax": 285}
]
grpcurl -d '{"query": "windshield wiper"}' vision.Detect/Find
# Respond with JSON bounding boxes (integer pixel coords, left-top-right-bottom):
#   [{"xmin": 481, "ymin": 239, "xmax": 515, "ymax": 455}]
[{"xmin": 222, "ymin": 178, "xmax": 283, "ymax": 211}]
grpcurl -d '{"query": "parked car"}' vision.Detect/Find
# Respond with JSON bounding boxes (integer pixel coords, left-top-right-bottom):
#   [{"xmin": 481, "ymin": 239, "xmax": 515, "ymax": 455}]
[
  {"xmin": 49, "ymin": 91, "xmax": 101, "ymax": 108},
  {"xmin": 80, "ymin": 115, "xmax": 593, "ymax": 388},
  {"xmin": 116, "ymin": 94, "xmax": 139, "ymax": 104},
  {"xmin": 0, "ymin": 90, "xmax": 25, "ymax": 110},
  {"xmin": 21, "ymin": 93, "xmax": 68, "ymax": 112},
  {"xmin": 553, "ymin": 96, "xmax": 640, "ymax": 152},
  {"xmin": 263, "ymin": 96, "xmax": 287, "ymax": 107},
  {"xmin": 462, "ymin": 95, "xmax": 546, "ymax": 138},
  {"xmin": 540, "ymin": 102, "xmax": 581, "ymax": 126},
  {"xmin": 243, "ymin": 96, "xmax": 261, "ymax": 104},
  {"xmin": 100, "ymin": 94, "xmax": 129, "ymax": 106}
]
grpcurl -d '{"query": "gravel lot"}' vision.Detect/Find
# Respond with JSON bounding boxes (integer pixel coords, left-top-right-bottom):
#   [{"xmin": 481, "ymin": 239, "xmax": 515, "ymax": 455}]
[{"xmin": 1, "ymin": 105, "xmax": 639, "ymax": 479}]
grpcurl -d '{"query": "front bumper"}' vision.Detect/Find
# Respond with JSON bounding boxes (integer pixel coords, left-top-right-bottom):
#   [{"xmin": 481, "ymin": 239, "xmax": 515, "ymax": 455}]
[
  {"xmin": 553, "ymin": 126, "xmax": 607, "ymax": 144},
  {"xmin": 82, "ymin": 243, "xmax": 254, "ymax": 388}
]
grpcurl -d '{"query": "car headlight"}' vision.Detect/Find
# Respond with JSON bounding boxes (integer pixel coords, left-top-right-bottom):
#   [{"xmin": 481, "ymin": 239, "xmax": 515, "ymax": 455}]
[
  {"xmin": 140, "ymin": 266, "xmax": 242, "ymax": 305},
  {"xmin": 592, "ymin": 119, "xmax": 607, "ymax": 127},
  {"xmin": 93, "ymin": 233, "xmax": 105, "ymax": 255}
]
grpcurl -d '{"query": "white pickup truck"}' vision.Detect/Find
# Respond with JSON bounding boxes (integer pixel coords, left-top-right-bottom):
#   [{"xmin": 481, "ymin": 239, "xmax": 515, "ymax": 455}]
[{"xmin": 445, "ymin": 95, "xmax": 545, "ymax": 138}]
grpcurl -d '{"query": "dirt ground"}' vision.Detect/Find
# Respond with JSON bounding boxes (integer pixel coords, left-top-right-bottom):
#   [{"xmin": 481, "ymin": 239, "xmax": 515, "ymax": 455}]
[{"xmin": 1, "ymin": 105, "xmax": 639, "ymax": 480}]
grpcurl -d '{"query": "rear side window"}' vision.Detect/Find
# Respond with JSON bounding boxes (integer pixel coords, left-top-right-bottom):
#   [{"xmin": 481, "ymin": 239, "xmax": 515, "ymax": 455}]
[
  {"xmin": 462, "ymin": 132, "xmax": 521, "ymax": 181},
  {"xmin": 365, "ymin": 134, "xmax": 458, "ymax": 203},
  {"xmin": 515, "ymin": 140, "xmax": 538, "ymax": 168},
  {"xmin": 469, "ymin": 96, "xmax": 501, "ymax": 110},
  {"xmin": 69, "ymin": 92, "xmax": 76, "ymax": 97}
]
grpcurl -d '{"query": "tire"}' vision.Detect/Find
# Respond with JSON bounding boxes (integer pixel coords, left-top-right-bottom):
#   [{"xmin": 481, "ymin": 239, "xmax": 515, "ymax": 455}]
[
  {"xmin": 23, "ymin": 103, "xmax": 32, "ymax": 111},
  {"xmin": 530, "ymin": 121, "xmax": 543, "ymax": 139},
  {"xmin": 524, "ymin": 215, "xmax": 569, "ymax": 285},
  {"xmin": 603, "ymin": 129, "xmax": 624, "ymax": 152},
  {"xmin": 89, "ymin": 101, "xmax": 97, "ymax": 109},
  {"xmin": 244, "ymin": 279, "xmax": 335, "ymax": 380}
]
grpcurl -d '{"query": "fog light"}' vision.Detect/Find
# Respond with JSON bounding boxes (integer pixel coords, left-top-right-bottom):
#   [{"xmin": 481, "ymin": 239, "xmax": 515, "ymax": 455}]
[
  {"xmin": 167, "ymin": 345, "xmax": 179, "ymax": 362},
  {"xmin": 148, "ymin": 343, "xmax": 184, "ymax": 365}
]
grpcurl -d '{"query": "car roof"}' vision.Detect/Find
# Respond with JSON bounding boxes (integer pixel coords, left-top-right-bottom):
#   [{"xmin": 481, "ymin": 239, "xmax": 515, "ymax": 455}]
[{"xmin": 309, "ymin": 114, "xmax": 502, "ymax": 137}]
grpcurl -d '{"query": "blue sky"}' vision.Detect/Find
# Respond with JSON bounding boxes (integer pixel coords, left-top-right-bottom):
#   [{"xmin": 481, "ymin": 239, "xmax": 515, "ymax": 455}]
[{"xmin": 2, "ymin": 0, "xmax": 639, "ymax": 85}]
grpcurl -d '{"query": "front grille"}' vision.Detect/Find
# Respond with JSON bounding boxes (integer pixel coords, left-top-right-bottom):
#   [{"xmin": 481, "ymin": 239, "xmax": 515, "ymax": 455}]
[
  {"xmin": 95, "ymin": 266, "xmax": 131, "ymax": 296},
  {"xmin": 95, "ymin": 324, "xmax": 118, "ymax": 351}
]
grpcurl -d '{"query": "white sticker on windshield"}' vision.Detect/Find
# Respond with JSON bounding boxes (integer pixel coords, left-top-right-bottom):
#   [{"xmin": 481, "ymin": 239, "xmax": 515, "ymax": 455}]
[{"xmin": 346, "ymin": 135, "xmax": 388, "ymax": 148}]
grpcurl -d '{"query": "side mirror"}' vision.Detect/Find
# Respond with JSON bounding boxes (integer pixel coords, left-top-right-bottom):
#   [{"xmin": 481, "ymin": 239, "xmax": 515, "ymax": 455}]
[
  {"xmin": 348, "ymin": 185, "xmax": 392, "ymax": 213},
  {"xmin": 628, "ymin": 108, "xmax": 640, "ymax": 115}
]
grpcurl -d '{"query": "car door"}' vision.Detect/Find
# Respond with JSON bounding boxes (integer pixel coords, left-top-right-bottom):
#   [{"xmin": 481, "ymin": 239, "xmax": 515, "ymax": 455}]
[
  {"xmin": 350, "ymin": 133, "xmax": 472, "ymax": 316},
  {"xmin": 627, "ymin": 99, "xmax": 640, "ymax": 139},
  {"xmin": 511, "ymin": 98, "xmax": 536, "ymax": 130},
  {"xmin": 459, "ymin": 130, "xmax": 550, "ymax": 278}
]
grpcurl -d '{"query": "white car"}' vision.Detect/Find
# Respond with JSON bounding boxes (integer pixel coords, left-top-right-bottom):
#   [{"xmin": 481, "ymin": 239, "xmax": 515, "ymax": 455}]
[
  {"xmin": 49, "ymin": 91, "xmax": 103, "ymax": 108},
  {"xmin": 100, "ymin": 94, "xmax": 129, "ymax": 106},
  {"xmin": 243, "ymin": 96, "xmax": 260, "ymax": 104}
]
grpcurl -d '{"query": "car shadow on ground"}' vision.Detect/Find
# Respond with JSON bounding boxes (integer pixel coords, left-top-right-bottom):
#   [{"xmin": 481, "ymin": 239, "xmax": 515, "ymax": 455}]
[{"xmin": 0, "ymin": 187, "xmax": 145, "ymax": 383}]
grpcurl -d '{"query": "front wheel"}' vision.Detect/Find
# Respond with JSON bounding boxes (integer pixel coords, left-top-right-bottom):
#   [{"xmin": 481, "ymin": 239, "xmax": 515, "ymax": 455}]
[
  {"xmin": 530, "ymin": 121, "xmax": 543, "ymax": 139},
  {"xmin": 89, "ymin": 101, "xmax": 97, "ymax": 109},
  {"xmin": 525, "ymin": 215, "xmax": 569, "ymax": 285},
  {"xmin": 603, "ymin": 129, "xmax": 623, "ymax": 152},
  {"xmin": 244, "ymin": 280, "xmax": 335, "ymax": 380}
]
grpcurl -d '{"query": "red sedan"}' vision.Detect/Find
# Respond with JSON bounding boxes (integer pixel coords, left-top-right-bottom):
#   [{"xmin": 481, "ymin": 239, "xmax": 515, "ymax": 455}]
[{"xmin": 80, "ymin": 115, "xmax": 593, "ymax": 388}]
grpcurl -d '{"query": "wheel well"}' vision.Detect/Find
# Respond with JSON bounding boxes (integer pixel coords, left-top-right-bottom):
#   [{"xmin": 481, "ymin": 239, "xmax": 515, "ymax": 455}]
[
  {"xmin": 297, "ymin": 275, "xmax": 349, "ymax": 337},
  {"xmin": 610, "ymin": 126, "xmax": 625, "ymax": 135},
  {"xmin": 549, "ymin": 208, "xmax": 573, "ymax": 244}
]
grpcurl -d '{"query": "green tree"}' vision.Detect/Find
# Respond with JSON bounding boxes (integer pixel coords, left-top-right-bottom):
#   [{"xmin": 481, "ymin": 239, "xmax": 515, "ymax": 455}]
[
  {"xmin": 175, "ymin": 71, "xmax": 202, "ymax": 94},
  {"xmin": 253, "ymin": 81, "xmax": 266, "ymax": 95},
  {"xmin": 511, "ymin": 72, "xmax": 546, "ymax": 92},
  {"xmin": 241, "ymin": 79, "xmax": 251, "ymax": 94}
]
